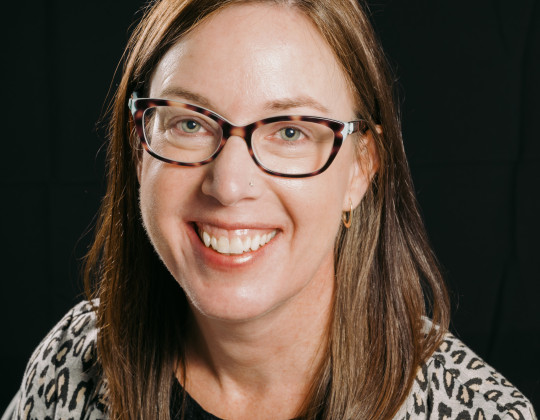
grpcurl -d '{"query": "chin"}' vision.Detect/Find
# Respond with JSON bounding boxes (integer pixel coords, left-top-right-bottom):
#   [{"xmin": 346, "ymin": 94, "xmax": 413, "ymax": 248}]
[{"xmin": 184, "ymin": 284, "xmax": 289, "ymax": 324}]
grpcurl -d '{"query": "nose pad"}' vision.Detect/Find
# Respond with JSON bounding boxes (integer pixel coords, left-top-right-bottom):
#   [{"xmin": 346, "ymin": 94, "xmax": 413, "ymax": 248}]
[{"xmin": 201, "ymin": 136, "xmax": 259, "ymax": 206}]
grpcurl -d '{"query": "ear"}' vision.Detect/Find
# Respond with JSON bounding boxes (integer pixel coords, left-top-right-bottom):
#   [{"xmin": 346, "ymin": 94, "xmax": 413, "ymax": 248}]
[{"xmin": 343, "ymin": 125, "xmax": 380, "ymax": 212}]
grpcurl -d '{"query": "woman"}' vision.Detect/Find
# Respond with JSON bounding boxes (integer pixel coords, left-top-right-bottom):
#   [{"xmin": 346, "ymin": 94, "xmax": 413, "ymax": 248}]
[{"xmin": 3, "ymin": 0, "xmax": 536, "ymax": 419}]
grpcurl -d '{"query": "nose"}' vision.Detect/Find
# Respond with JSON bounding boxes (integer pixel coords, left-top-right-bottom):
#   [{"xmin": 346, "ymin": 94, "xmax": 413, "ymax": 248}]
[{"xmin": 201, "ymin": 136, "xmax": 261, "ymax": 206}]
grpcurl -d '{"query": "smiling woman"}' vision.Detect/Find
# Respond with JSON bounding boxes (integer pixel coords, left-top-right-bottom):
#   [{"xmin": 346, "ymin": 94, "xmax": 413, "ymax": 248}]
[{"xmin": 2, "ymin": 1, "xmax": 536, "ymax": 420}]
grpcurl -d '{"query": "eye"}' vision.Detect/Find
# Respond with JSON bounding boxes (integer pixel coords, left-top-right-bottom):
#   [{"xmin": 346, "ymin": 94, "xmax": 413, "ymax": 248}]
[
  {"xmin": 180, "ymin": 120, "xmax": 202, "ymax": 133},
  {"xmin": 279, "ymin": 127, "xmax": 302, "ymax": 141}
]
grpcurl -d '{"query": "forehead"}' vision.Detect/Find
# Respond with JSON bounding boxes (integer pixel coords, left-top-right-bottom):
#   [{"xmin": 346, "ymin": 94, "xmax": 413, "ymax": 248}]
[{"xmin": 149, "ymin": 3, "xmax": 355, "ymax": 122}]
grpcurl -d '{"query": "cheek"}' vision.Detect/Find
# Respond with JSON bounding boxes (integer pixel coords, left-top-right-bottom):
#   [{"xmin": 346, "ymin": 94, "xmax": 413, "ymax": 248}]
[
  {"xmin": 279, "ymin": 173, "xmax": 346, "ymax": 242},
  {"xmin": 140, "ymin": 161, "xmax": 169, "ymax": 225},
  {"xmin": 294, "ymin": 152, "xmax": 358, "ymax": 238},
  {"xmin": 138, "ymin": 159, "xmax": 189, "ymax": 251}
]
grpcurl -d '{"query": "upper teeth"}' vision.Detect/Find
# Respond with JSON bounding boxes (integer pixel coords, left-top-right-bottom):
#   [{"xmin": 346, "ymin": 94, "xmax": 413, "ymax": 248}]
[{"xmin": 201, "ymin": 230, "xmax": 277, "ymax": 255}]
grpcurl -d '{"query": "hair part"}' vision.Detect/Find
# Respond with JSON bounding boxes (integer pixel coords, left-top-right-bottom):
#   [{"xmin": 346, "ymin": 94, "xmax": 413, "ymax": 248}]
[{"xmin": 84, "ymin": 0, "xmax": 449, "ymax": 419}]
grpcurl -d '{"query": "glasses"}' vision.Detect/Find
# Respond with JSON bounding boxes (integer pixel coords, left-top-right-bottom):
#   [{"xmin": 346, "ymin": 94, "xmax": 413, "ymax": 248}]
[{"xmin": 128, "ymin": 93, "xmax": 367, "ymax": 178}]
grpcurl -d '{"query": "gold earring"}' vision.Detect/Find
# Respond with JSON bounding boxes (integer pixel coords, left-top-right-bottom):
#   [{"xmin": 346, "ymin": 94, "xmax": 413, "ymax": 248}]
[{"xmin": 342, "ymin": 199, "xmax": 353, "ymax": 228}]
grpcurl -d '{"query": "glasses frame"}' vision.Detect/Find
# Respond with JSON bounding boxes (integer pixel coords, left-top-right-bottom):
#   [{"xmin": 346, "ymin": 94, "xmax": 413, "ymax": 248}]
[{"xmin": 128, "ymin": 92, "xmax": 368, "ymax": 178}]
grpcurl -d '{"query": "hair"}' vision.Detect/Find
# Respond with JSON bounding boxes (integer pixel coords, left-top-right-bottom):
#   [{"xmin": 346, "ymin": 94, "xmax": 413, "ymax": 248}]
[{"xmin": 84, "ymin": 0, "xmax": 450, "ymax": 419}]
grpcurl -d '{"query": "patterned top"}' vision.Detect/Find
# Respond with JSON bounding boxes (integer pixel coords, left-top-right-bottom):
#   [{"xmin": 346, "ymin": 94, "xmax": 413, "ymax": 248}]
[{"xmin": 2, "ymin": 301, "xmax": 536, "ymax": 420}]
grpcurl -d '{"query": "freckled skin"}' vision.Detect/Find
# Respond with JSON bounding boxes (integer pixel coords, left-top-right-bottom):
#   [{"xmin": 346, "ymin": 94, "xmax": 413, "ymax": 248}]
[{"xmin": 139, "ymin": 5, "xmax": 372, "ymax": 322}]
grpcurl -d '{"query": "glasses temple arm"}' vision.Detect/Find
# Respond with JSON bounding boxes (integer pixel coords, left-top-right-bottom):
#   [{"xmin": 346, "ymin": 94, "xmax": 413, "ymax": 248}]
[
  {"xmin": 343, "ymin": 120, "xmax": 368, "ymax": 136},
  {"xmin": 128, "ymin": 91, "xmax": 140, "ymax": 114}
]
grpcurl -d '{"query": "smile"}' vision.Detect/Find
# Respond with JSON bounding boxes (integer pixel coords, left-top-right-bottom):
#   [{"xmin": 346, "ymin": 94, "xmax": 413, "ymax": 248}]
[{"xmin": 195, "ymin": 223, "xmax": 278, "ymax": 255}]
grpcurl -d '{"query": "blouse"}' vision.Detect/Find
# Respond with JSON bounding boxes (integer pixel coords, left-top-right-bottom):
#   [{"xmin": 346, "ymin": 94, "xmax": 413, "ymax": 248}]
[{"xmin": 2, "ymin": 301, "xmax": 536, "ymax": 420}]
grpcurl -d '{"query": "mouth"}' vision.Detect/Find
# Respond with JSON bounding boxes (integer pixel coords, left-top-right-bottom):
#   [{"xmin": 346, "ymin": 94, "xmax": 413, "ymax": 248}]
[{"xmin": 195, "ymin": 223, "xmax": 278, "ymax": 255}]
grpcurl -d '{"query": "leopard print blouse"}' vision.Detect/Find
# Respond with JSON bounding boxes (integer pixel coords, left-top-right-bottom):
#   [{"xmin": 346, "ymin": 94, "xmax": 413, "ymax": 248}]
[{"xmin": 3, "ymin": 301, "xmax": 537, "ymax": 420}]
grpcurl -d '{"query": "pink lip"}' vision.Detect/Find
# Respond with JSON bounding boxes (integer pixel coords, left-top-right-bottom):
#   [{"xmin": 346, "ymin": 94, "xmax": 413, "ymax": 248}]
[
  {"xmin": 193, "ymin": 221, "xmax": 277, "ymax": 241},
  {"xmin": 192, "ymin": 218, "xmax": 279, "ymax": 231},
  {"xmin": 187, "ymin": 222, "xmax": 277, "ymax": 269}
]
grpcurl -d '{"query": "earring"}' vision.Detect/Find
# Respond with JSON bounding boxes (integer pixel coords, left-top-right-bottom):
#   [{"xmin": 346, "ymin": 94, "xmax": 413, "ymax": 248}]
[
  {"xmin": 249, "ymin": 180, "xmax": 254, "ymax": 187},
  {"xmin": 342, "ymin": 199, "xmax": 353, "ymax": 228}
]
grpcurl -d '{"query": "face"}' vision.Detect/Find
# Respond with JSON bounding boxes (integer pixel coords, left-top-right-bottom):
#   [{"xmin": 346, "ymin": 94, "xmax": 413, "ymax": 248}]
[{"xmin": 138, "ymin": 4, "xmax": 374, "ymax": 322}]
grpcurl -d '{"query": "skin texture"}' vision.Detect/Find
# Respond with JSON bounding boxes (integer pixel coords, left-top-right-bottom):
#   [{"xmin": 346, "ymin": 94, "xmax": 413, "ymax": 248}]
[{"xmin": 138, "ymin": 4, "xmax": 377, "ymax": 419}]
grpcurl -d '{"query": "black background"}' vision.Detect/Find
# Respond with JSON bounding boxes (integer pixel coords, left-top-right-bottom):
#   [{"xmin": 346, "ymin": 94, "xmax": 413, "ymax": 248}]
[{"xmin": 1, "ymin": 0, "xmax": 539, "ymax": 412}]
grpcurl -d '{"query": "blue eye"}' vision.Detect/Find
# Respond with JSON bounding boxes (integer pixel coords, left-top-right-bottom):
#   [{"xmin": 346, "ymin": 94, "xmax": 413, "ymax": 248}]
[
  {"xmin": 181, "ymin": 120, "xmax": 201, "ymax": 133},
  {"xmin": 279, "ymin": 127, "xmax": 301, "ymax": 141}
]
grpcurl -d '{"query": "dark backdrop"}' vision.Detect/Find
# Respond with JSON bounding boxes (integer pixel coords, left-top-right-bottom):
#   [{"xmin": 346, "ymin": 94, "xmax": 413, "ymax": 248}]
[{"xmin": 1, "ymin": 0, "xmax": 538, "ymax": 412}]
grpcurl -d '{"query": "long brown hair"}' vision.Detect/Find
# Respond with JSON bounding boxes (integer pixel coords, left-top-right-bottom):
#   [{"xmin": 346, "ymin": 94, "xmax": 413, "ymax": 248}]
[{"xmin": 84, "ymin": 0, "xmax": 450, "ymax": 418}]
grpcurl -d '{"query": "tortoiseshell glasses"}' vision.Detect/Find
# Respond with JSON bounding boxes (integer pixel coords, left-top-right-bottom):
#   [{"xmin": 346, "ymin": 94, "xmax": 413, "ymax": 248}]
[{"xmin": 128, "ymin": 93, "xmax": 368, "ymax": 178}]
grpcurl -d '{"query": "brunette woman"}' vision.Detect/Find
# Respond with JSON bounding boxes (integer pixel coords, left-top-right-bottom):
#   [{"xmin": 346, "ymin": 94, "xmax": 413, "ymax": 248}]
[{"xmin": 3, "ymin": 0, "xmax": 536, "ymax": 419}]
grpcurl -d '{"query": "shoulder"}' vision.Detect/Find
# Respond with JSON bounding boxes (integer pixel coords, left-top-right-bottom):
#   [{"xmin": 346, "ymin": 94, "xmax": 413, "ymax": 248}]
[
  {"xmin": 397, "ymin": 328, "xmax": 537, "ymax": 420},
  {"xmin": 12, "ymin": 300, "xmax": 108, "ymax": 420}
]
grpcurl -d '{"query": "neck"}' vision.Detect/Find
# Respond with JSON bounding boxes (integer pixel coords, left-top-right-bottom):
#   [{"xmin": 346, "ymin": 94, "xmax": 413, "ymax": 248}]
[{"xmin": 178, "ymin": 267, "xmax": 334, "ymax": 419}]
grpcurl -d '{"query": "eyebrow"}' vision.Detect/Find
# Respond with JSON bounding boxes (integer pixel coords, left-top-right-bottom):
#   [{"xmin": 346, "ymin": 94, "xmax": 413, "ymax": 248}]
[
  {"xmin": 264, "ymin": 96, "xmax": 330, "ymax": 114},
  {"xmin": 156, "ymin": 86, "xmax": 330, "ymax": 115},
  {"xmin": 157, "ymin": 86, "xmax": 215, "ymax": 109}
]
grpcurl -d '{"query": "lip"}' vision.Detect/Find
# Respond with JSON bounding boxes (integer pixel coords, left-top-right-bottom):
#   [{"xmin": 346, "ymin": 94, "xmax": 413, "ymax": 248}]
[{"xmin": 187, "ymin": 221, "xmax": 279, "ymax": 269}]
